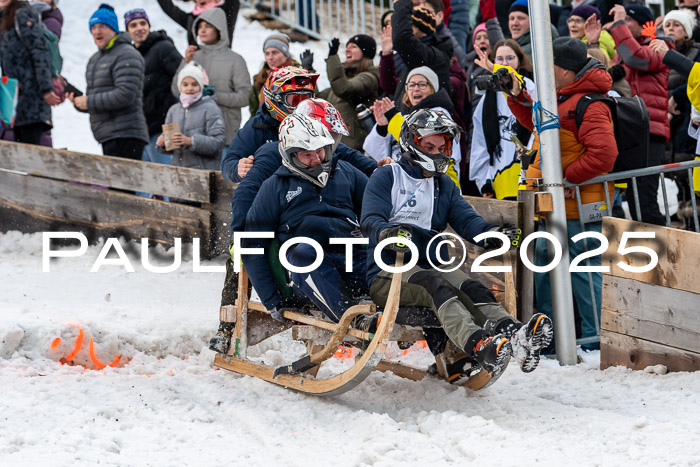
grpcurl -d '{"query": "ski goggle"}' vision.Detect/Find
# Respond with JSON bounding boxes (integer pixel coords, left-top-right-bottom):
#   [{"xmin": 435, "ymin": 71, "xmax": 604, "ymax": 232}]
[
  {"xmin": 284, "ymin": 91, "xmax": 313, "ymax": 108},
  {"xmin": 415, "ymin": 134, "xmax": 453, "ymax": 157}
]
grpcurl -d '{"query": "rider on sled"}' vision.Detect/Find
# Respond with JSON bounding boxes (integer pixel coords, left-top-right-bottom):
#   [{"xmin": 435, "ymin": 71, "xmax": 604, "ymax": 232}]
[{"xmin": 361, "ymin": 108, "xmax": 553, "ymax": 381}]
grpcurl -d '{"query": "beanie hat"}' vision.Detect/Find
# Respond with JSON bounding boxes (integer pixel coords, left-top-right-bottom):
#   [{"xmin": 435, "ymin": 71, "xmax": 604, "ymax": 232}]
[
  {"xmin": 89, "ymin": 3, "xmax": 119, "ymax": 34},
  {"xmin": 407, "ymin": 66, "xmax": 440, "ymax": 92},
  {"xmin": 509, "ymin": 0, "xmax": 529, "ymax": 16},
  {"xmin": 472, "ymin": 22, "xmax": 487, "ymax": 45},
  {"xmin": 552, "ymin": 37, "xmax": 587, "ymax": 72},
  {"xmin": 570, "ymin": 4, "xmax": 601, "ymax": 21},
  {"xmin": 178, "ymin": 62, "xmax": 206, "ymax": 90},
  {"xmin": 347, "ymin": 34, "xmax": 377, "ymax": 59},
  {"xmin": 625, "ymin": 5, "xmax": 654, "ymax": 26},
  {"xmin": 412, "ymin": 8, "xmax": 437, "ymax": 35},
  {"xmin": 381, "ymin": 10, "xmax": 394, "ymax": 26},
  {"xmin": 124, "ymin": 8, "xmax": 149, "ymax": 29},
  {"xmin": 263, "ymin": 33, "xmax": 291, "ymax": 58},
  {"xmin": 664, "ymin": 9, "xmax": 695, "ymax": 40}
]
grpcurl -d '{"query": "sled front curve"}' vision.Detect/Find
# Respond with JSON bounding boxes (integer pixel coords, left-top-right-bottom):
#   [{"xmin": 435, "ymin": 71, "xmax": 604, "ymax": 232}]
[{"xmin": 213, "ymin": 253, "xmax": 405, "ymax": 396}]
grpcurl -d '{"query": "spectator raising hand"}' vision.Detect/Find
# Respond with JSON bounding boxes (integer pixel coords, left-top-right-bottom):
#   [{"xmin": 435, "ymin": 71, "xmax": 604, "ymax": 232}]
[
  {"xmin": 649, "ymin": 38, "xmax": 669, "ymax": 57},
  {"xmin": 380, "ymin": 25, "xmax": 393, "ymax": 56},
  {"xmin": 474, "ymin": 46, "xmax": 494, "ymax": 73}
]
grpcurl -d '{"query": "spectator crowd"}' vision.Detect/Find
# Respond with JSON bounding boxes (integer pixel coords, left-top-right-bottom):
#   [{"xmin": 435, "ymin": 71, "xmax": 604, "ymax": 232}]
[{"xmin": 3, "ymin": 0, "xmax": 700, "ymax": 362}]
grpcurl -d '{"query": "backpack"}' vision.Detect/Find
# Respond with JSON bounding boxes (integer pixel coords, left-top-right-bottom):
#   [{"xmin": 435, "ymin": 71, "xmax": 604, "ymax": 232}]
[
  {"xmin": 570, "ymin": 93, "xmax": 650, "ymax": 174},
  {"xmin": 14, "ymin": 8, "xmax": 63, "ymax": 77}
]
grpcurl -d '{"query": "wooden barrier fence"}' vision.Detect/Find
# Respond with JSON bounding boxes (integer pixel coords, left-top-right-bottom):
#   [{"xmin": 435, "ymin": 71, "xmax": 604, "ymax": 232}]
[{"xmin": 0, "ymin": 141, "xmax": 534, "ymax": 319}]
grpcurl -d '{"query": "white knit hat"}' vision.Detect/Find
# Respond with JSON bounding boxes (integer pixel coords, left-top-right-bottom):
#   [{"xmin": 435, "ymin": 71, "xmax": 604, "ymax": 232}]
[
  {"xmin": 177, "ymin": 62, "xmax": 205, "ymax": 90},
  {"xmin": 664, "ymin": 9, "xmax": 695, "ymax": 41},
  {"xmin": 406, "ymin": 66, "xmax": 439, "ymax": 92}
]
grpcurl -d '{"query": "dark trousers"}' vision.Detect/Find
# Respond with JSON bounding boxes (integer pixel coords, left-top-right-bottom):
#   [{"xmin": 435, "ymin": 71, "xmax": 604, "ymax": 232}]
[
  {"xmin": 627, "ymin": 136, "xmax": 666, "ymax": 226},
  {"xmin": 102, "ymin": 138, "xmax": 147, "ymax": 161},
  {"xmin": 14, "ymin": 123, "xmax": 48, "ymax": 145},
  {"xmin": 286, "ymin": 245, "xmax": 368, "ymax": 322}
]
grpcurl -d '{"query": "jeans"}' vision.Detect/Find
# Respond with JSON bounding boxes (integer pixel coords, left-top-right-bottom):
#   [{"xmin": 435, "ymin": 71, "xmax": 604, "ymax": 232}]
[
  {"xmin": 137, "ymin": 133, "xmax": 172, "ymax": 199},
  {"xmin": 534, "ymin": 219, "xmax": 602, "ymax": 348},
  {"xmin": 286, "ymin": 244, "xmax": 368, "ymax": 322}
]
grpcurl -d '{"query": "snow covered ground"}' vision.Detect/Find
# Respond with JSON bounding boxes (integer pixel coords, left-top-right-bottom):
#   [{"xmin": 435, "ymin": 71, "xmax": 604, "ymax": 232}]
[{"xmin": 3, "ymin": 1, "xmax": 700, "ymax": 465}]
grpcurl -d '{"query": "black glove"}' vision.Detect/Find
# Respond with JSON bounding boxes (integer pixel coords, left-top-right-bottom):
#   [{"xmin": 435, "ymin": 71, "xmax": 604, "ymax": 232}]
[
  {"xmin": 378, "ymin": 225, "xmax": 413, "ymax": 252},
  {"xmin": 483, "ymin": 223, "xmax": 522, "ymax": 251},
  {"xmin": 300, "ymin": 49, "xmax": 314, "ymax": 70},
  {"xmin": 480, "ymin": 182, "xmax": 494, "ymax": 196},
  {"xmin": 328, "ymin": 37, "xmax": 340, "ymax": 58}
]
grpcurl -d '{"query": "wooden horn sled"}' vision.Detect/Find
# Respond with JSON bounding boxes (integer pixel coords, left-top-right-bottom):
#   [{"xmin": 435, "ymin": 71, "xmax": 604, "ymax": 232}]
[{"xmin": 213, "ymin": 253, "xmax": 501, "ymax": 395}]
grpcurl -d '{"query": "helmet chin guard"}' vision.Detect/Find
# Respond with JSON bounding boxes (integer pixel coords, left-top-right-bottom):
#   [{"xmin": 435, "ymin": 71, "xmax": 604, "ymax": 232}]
[
  {"xmin": 278, "ymin": 114, "xmax": 335, "ymax": 188},
  {"xmin": 398, "ymin": 109, "xmax": 461, "ymax": 175}
]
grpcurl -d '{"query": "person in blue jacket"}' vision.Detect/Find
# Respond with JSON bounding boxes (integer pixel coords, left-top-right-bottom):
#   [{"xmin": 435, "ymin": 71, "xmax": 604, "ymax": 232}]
[
  {"xmin": 210, "ymin": 99, "xmax": 385, "ymax": 353},
  {"xmin": 361, "ymin": 108, "xmax": 553, "ymax": 381},
  {"xmin": 220, "ymin": 66, "xmax": 317, "ymax": 183},
  {"xmin": 242, "ymin": 113, "xmax": 372, "ymax": 324}
]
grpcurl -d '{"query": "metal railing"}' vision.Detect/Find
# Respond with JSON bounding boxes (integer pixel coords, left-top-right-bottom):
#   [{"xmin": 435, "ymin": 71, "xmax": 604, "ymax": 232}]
[
  {"xmin": 556, "ymin": 159, "xmax": 700, "ymax": 346},
  {"xmin": 242, "ymin": 0, "xmax": 385, "ymax": 42}
]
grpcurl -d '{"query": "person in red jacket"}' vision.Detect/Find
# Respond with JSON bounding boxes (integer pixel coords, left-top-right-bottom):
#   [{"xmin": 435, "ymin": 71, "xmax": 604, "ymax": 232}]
[
  {"xmin": 506, "ymin": 37, "xmax": 617, "ymax": 350},
  {"xmin": 608, "ymin": 4, "xmax": 671, "ymax": 226}
]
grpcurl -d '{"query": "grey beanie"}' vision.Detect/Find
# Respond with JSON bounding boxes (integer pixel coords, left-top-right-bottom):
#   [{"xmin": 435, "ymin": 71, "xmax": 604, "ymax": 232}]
[
  {"xmin": 406, "ymin": 66, "xmax": 439, "ymax": 91},
  {"xmin": 552, "ymin": 37, "xmax": 587, "ymax": 73},
  {"xmin": 263, "ymin": 33, "xmax": 291, "ymax": 58}
]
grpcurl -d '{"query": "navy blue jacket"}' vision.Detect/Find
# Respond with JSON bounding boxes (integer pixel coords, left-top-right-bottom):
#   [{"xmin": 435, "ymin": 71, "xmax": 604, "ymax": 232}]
[
  {"xmin": 221, "ymin": 107, "xmax": 279, "ymax": 183},
  {"xmin": 230, "ymin": 141, "xmax": 378, "ymax": 233},
  {"xmin": 243, "ymin": 161, "xmax": 368, "ymax": 309},
  {"xmin": 361, "ymin": 158, "xmax": 495, "ymax": 285}
]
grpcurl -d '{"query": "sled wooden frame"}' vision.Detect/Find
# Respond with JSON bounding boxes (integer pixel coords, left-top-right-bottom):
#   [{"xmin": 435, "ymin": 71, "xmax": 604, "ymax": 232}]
[{"xmin": 213, "ymin": 253, "xmax": 497, "ymax": 395}]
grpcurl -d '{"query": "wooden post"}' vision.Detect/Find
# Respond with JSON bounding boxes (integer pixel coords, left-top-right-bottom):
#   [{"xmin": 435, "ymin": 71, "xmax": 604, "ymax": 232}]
[{"xmin": 517, "ymin": 190, "xmax": 536, "ymax": 322}]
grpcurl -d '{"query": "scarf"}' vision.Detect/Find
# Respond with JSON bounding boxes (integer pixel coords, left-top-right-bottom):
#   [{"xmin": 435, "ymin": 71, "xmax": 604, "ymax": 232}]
[
  {"xmin": 483, "ymin": 90, "xmax": 502, "ymax": 166},
  {"xmin": 180, "ymin": 92, "xmax": 203, "ymax": 109}
]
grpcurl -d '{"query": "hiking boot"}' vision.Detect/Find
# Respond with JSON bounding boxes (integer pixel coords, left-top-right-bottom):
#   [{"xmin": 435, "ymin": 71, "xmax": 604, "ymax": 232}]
[
  {"xmin": 445, "ymin": 356, "xmax": 474, "ymax": 385},
  {"xmin": 510, "ymin": 313, "xmax": 553, "ymax": 373},
  {"xmin": 209, "ymin": 322, "xmax": 235, "ymax": 354},
  {"xmin": 351, "ymin": 312, "xmax": 382, "ymax": 333},
  {"xmin": 471, "ymin": 334, "xmax": 512, "ymax": 375}
]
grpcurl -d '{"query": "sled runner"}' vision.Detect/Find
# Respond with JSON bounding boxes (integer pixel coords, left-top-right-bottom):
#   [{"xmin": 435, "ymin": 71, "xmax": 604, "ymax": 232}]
[{"xmin": 213, "ymin": 253, "xmax": 505, "ymax": 395}]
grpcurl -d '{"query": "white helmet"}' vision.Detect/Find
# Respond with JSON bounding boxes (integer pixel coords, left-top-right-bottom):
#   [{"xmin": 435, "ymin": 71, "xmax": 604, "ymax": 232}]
[{"xmin": 278, "ymin": 114, "xmax": 336, "ymax": 188}]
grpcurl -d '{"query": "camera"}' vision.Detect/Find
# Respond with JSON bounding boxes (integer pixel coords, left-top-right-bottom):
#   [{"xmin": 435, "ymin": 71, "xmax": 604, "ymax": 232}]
[
  {"xmin": 474, "ymin": 67, "xmax": 514, "ymax": 93},
  {"xmin": 356, "ymin": 104, "xmax": 376, "ymax": 134}
]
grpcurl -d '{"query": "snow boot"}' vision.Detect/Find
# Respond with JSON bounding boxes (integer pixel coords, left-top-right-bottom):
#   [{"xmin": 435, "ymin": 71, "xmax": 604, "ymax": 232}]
[
  {"xmin": 510, "ymin": 313, "xmax": 553, "ymax": 373},
  {"xmin": 471, "ymin": 334, "xmax": 512, "ymax": 376},
  {"xmin": 209, "ymin": 321, "xmax": 235, "ymax": 354}
]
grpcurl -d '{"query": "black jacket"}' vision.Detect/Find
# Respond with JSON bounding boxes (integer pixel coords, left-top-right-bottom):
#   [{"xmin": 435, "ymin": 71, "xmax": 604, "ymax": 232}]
[
  {"xmin": 0, "ymin": 5, "xmax": 53, "ymax": 128},
  {"xmin": 137, "ymin": 30, "xmax": 182, "ymax": 136},
  {"xmin": 85, "ymin": 34, "xmax": 148, "ymax": 144},
  {"xmin": 157, "ymin": 0, "xmax": 239, "ymax": 46},
  {"xmin": 391, "ymin": 0, "xmax": 453, "ymax": 98}
]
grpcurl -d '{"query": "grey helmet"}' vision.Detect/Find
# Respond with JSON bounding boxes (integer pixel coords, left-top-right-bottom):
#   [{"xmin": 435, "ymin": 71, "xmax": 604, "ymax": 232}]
[
  {"xmin": 398, "ymin": 109, "xmax": 461, "ymax": 175},
  {"xmin": 278, "ymin": 114, "xmax": 335, "ymax": 188}
]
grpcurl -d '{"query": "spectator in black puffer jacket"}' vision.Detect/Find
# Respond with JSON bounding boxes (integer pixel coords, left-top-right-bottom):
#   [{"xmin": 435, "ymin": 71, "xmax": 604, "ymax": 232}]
[
  {"xmin": 124, "ymin": 8, "xmax": 182, "ymax": 167},
  {"xmin": 0, "ymin": 0, "xmax": 60, "ymax": 145},
  {"xmin": 67, "ymin": 4, "xmax": 148, "ymax": 160}
]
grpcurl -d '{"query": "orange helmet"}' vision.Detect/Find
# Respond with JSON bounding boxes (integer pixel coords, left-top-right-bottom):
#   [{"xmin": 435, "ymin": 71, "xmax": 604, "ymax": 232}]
[{"xmin": 262, "ymin": 66, "xmax": 318, "ymax": 121}]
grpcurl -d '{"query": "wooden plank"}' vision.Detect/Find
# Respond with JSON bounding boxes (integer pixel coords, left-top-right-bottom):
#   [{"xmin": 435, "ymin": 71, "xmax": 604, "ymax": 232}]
[
  {"xmin": 462, "ymin": 195, "xmax": 519, "ymax": 225},
  {"xmin": 0, "ymin": 171, "xmax": 210, "ymax": 249},
  {"xmin": 0, "ymin": 141, "xmax": 212, "ymax": 202},
  {"xmin": 601, "ymin": 276, "xmax": 700, "ymax": 353},
  {"xmin": 602, "ymin": 217, "xmax": 700, "ymax": 295},
  {"xmin": 600, "ymin": 330, "xmax": 700, "ymax": 372}
]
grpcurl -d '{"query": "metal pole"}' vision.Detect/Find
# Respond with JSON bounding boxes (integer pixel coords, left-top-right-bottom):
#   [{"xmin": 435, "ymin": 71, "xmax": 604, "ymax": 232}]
[
  {"xmin": 604, "ymin": 181, "xmax": 612, "ymax": 217},
  {"xmin": 529, "ymin": 0, "xmax": 577, "ymax": 365},
  {"xmin": 660, "ymin": 173, "xmax": 671, "ymax": 227}
]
